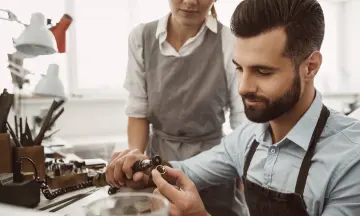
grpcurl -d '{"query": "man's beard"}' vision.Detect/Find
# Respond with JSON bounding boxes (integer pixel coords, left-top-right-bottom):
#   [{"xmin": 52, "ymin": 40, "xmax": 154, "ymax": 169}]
[{"xmin": 242, "ymin": 72, "xmax": 301, "ymax": 123}]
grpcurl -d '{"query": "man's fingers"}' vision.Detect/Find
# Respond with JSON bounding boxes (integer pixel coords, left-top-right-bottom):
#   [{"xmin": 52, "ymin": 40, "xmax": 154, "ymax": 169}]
[
  {"xmin": 151, "ymin": 169, "xmax": 184, "ymax": 204},
  {"xmin": 113, "ymin": 155, "xmax": 130, "ymax": 184},
  {"xmin": 109, "ymin": 152, "xmax": 120, "ymax": 162},
  {"xmin": 106, "ymin": 149, "xmax": 132, "ymax": 186},
  {"xmin": 169, "ymin": 203, "xmax": 182, "ymax": 216},
  {"xmin": 125, "ymin": 179, "xmax": 146, "ymax": 189},
  {"xmin": 153, "ymin": 187, "xmax": 182, "ymax": 216},
  {"xmin": 105, "ymin": 163, "xmax": 116, "ymax": 187},
  {"xmin": 123, "ymin": 149, "xmax": 147, "ymax": 179},
  {"xmin": 114, "ymin": 148, "xmax": 147, "ymax": 184},
  {"xmin": 133, "ymin": 172, "xmax": 151, "ymax": 184},
  {"xmin": 106, "ymin": 157, "xmax": 118, "ymax": 187},
  {"xmin": 153, "ymin": 186, "xmax": 178, "ymax": 197},
  {"xmin": 152, "ymin": 167, "xmax": 207, "ymax": 216},
  {"xmin": 153, "ymin": 188, "xmax": 161, "ymax": 196},
  {"xmin": 161, "ymin": 166, "xmax": 196, "ymax": 191},
  {"xmin": 125, "ymin": 172, "xmax": 149, "ymax": 189},
  {"xmin": 151, "ymin": 189, "xmax": 173, "ymax": 214},
  {"xmin": 110, "ymin": 149, "xmax": 131, "ymax": 162}
]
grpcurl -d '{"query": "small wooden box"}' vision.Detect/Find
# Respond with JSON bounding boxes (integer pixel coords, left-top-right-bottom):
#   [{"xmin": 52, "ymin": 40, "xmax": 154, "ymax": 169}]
[
  {"xmin": 0, "ymin": 133, "xmax": 13, "ymax": 173},
  {"xmin": 15, "ymin": 146, "xmax": 45, "ymax": 179},
  {"xmin": 45, "ymin": 173, "xmax": 88, "ymax": 189}
]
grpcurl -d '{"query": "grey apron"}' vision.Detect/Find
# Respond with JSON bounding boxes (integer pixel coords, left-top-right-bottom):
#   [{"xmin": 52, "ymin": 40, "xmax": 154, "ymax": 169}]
[{"xmin": 143, "ymin": 20, "xmax": 248, "ymax": 216}]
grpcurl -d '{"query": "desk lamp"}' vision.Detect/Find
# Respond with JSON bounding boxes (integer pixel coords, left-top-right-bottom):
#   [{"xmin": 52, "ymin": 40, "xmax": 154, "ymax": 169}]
[
  {"xmin": 1, "ymin": 9, "xmax": 63, "ymax": 117},
  {"xmin": 49, "ymin": 14, "xmax": 73, "ymax": 53},
  {"xmin": 33, "ymin": 64, "xmax": 65, "ymax": 99},
  {"xmin": 0, "ymin": 9, "xmax": 58, "ymax": 57},
  {"xmin": 31, "ymin": 63, "xmax": 65, "ymax": 139}
]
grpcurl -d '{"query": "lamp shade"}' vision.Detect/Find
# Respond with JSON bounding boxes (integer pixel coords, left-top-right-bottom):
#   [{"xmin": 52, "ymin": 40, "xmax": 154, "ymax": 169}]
[
  {"xmin": 14, "ymin": 12, "xmax": 57, "ymax": 57},
  {"xmin": 33, "ymin": 64, "xmax": 65, "ymax": 99}
]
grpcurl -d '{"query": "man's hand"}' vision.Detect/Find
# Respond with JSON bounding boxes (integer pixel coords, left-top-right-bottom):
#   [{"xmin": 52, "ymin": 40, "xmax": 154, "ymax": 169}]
[
  {"xmin": 106, "ymin": 149, "xmax": 150, "ymax": 189},
  {"xmin": 152, "ymin": 167, "xmax": 208, "ymax": 216}
]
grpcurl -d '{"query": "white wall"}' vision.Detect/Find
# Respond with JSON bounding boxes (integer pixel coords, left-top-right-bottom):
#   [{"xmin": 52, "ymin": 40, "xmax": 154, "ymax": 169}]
[
  {"xmin": 9, "ymin": 98, "xmax": 128, "ymax": 144},
  {"xmin": 12, "ymin": 96, "xmax": 356, "ymax": 146},
  {"xmin": 344, "ymin": 0, "xmax": 360, "ymax": 93},
  {"xmin": 7, "ymin": 0, "xmax": 360, "ymax": 145}
]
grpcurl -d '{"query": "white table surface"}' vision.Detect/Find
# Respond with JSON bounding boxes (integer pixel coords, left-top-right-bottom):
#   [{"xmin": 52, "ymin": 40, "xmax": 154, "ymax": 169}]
[
  {"xmin": 0, "ymin": 203, "xmax": 62, "ymax": 216},
  {"xmin": 42, "ymin": 137, "xmax": 75, "ymax": 154},
  {"xmin": 37, "ymin": 186, "xmax": 155, "ymax": 216}
]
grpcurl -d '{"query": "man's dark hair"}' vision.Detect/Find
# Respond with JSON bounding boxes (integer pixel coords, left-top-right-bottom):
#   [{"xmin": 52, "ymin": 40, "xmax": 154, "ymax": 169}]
[{"xmin": 231, "ymin": 0, "xmax": 325, "ymax": 65}]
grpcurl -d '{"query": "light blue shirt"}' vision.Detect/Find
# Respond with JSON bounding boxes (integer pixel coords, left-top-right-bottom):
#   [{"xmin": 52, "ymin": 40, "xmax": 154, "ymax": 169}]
[{"xmin": 170, "ymin": 91, "xmax": 360, "ymax": 216}]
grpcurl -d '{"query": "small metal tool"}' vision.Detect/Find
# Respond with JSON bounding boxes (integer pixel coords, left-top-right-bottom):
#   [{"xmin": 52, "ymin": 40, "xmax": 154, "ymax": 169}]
[
  {"xmin": 132, "ymin": 155, "xmax": 162, "ymax": 173},
  {"xmin": 92, "ymin": 155, "xmax": 163, "ymax": 195}
]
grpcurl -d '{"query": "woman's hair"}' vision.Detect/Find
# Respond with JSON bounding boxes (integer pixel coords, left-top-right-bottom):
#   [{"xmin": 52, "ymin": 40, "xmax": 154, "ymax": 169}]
[{"xmin": 211, "ymin": 5, "xmax": 217, "ymax": 19}]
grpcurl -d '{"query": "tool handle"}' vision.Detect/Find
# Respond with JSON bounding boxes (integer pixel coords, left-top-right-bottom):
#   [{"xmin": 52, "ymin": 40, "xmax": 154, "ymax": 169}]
[
  {"xmin": 151, "ymin": 155, "xmax": 162, "ymax": 166},
  {"xmin": 48, "ymin": 107, "xmax": 64, "ymax": 128},
  {"xmin": 132, "ymin": 160, "xmax": 144, "ymax": 173},
  {"xmin": 132, "ymin": 156, "xmax": 162, "ymax": 173}
]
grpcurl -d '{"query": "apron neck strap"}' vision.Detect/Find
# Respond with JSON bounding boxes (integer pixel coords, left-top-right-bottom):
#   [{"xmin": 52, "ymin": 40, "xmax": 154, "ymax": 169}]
[
  {"xmin": 295, "ymin": 105, "xmax": 330, "ymax": 194},
  {"xmin": 243, "ymin": 105, "xmax": 330, "ymax": 195},
  {"xmin": 243, "ymin": 140, "xmax": 259, "ymax": 178}
]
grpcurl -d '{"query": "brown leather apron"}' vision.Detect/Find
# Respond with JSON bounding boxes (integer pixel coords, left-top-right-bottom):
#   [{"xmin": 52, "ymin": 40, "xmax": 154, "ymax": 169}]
[{"xmin": 242, "ymin": 105, "xmax": 330, "ymax": 216}]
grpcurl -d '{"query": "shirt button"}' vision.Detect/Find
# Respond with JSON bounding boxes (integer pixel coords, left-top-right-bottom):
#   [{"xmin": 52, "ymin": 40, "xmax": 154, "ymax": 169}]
[{"xmin": 269, "ymin": 148, "xmax": 276, "ymax": 154}]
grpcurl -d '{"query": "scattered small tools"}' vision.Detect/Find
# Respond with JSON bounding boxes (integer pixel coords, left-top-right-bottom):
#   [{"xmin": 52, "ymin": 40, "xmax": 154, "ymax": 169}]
[
  {"xmin": 0, "ymin": 89, "xmax": 13, "ymax": 133},
  {"xmin": 4, "ymin": 98, "xmax": 65, "ymax": 147}
]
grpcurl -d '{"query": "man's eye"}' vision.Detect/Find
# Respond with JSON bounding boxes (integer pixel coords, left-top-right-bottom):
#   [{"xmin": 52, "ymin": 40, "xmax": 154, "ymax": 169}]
[
  {"xmin": 236, "ymin": 67, "xmax": 243, "ymax": 72},
  {"xmin": 257, "ymin": 70, "xmax": 272, "ymax": 76}
]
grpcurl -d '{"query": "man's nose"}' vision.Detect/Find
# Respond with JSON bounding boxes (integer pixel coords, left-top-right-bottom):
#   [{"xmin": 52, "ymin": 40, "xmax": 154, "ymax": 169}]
[{"xmin": 238, "ymin": 71, "xmax": 257, "ymax": 96}]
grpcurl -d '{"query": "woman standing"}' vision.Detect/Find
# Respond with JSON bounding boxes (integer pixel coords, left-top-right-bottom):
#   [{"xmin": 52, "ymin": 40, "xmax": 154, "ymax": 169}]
[{"xmin": 122, "ymin": 0, "xmax": 246, "ymax": 215}]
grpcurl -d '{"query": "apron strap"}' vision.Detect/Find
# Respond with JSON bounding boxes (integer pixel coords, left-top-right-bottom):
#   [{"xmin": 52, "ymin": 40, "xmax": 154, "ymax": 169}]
[
  {"xmin": 295, "ymin": 105, "xmax": 330, "ymax": 194},
  {"xmin": 243, "ymin": 104, "xmax": 330, "ymax": 196},
  {"xmin": 243, "ymin": 139, "xmax": 260, "ymax": 178}
]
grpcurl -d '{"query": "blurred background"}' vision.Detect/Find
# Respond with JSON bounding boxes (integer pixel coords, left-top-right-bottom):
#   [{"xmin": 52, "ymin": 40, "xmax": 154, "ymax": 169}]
[{"xmin": 0, "ymin": 0, "xmax": 359, "ymax": 161}]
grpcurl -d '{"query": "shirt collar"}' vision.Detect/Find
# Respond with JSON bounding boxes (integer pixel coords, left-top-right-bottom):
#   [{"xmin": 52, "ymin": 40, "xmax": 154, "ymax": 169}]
[
  {"xmin": 155, "ymin": 13, "xmax": 218, "ymax": 39},
  {"xmin": 254, "ymin": 90, "xmax": 324, "ymax": 150}
]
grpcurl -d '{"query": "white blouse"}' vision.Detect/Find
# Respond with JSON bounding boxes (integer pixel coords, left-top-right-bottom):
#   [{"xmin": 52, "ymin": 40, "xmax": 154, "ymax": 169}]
[{"xmin": 123, "ymin": 13, "xmax": 245, "ymax": 129}]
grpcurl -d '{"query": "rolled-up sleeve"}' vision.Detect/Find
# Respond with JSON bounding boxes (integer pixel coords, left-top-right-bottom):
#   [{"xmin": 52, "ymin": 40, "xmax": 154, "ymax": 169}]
[
  {"xmin": 123, "ymin": 24, "xmax": 148, "ymax": 118},
  {"xmin": 169, "ymin": 132, "xmax": 240, "ymax": 190}
]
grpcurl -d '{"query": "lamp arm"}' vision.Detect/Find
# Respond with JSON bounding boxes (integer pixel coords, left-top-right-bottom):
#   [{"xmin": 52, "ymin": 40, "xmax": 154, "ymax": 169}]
[
  {"xmin": 0, "ymin": 8, "xmax": 26, "ymax": 26},
  {"xmin": 7, "ymin": 60, "xmax": 33, "ymax": 78}
]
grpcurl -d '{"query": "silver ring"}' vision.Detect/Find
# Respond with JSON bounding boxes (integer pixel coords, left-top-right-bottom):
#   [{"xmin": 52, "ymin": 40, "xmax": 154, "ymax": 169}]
[{"xmin": 155, "ymin": 165, "xmax": 166, "ymax": 175}]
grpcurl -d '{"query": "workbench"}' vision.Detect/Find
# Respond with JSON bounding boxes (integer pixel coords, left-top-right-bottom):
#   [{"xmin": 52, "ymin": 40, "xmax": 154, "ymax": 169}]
[
  {"xmin": 37, "ymin": 186, "xmax": 155, "ymax": 216},
  {"xmin": 0, "ymin": 137, "xmax": 149, "ymax": 215}
]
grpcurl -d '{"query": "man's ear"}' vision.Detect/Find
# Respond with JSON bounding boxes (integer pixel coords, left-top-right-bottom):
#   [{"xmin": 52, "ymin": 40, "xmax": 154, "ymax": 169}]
[{"xmin": 304, "ymin": 51, "xmax": 322, "ymax": 80}]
